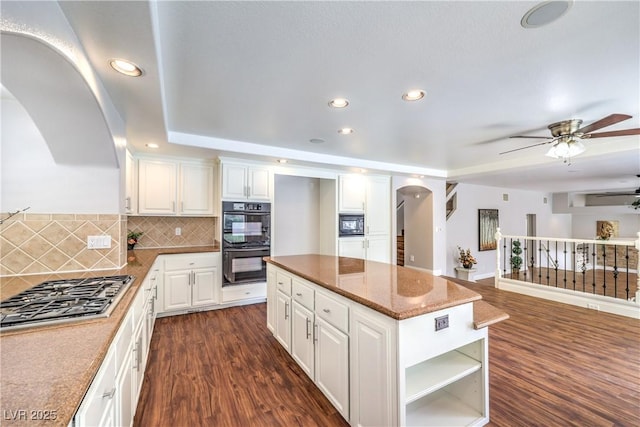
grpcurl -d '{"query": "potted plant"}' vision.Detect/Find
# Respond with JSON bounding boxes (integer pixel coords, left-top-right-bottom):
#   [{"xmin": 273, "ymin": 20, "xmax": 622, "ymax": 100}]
[
  {"xmin": 457, "ymin": 246, "xmax": 477, "ymax": 269},
  {"xmin": 127, "ymin": 230, "xmax": 143, "ymax": 250},
  {"xmin": 510, "ymin": 240, "xmax": 523, "ymax": 274}
]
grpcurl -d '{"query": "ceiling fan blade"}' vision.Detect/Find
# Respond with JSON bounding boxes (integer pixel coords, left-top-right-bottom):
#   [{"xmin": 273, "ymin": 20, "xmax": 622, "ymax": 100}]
[
  {"xmin": 499, "ymin": 140, "xmax": 552, "ymax": 155},
  {"xmin": 508, "ymin": 135, "xmax": 551, "ymax": 139},
  {"xmin": 584, "ymin": 128, "xmax": 640, "ymax": 138},
  {"xmin": 576, "ymin": 113, "xmax": 632, "ymax": 134}
]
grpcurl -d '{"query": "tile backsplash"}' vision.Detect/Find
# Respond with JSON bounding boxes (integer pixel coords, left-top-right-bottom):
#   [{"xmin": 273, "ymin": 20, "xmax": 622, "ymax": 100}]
[
  {"xmin": 126, "ymin": 216, "xmax": 217, "ymax": 249},
  {"xmin": 0, "ymin": 213, "xmax": 126, "ymax": 276}
]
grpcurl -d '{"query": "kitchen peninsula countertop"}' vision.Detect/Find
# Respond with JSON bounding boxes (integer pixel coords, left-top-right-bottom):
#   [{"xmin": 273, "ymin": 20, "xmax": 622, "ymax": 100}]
[
  {"xmin": 266, "ymin": 254, "xmax": 484, "ymax": 320},
  {"xmin": 0, "ymin": 245, "xmax": 218, "ymax": 427}
]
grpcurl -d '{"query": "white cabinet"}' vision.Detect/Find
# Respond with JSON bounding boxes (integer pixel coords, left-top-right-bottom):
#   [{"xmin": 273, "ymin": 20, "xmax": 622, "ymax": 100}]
[
  {"xmin": 125, "ymin": 150, "xmax": 137, "ymax": 214},
  {"xmin": 315, "ymin": 316, "xmax": 350, "ymax": 420},
  {"xmin": 267, "ymin": 265, "xmax": 350, "ymax": 422},
  {"xmin": 266, "ymin": 263, "xmax": 491, "ymax": 427},
  {"xmin": 138, "ymin": 159, "xmax": 177, "ymax": 215},
  {"xmin": 161, "ymin": 253, "xmax": 219, "ymax": 313},
  {"xmin": 338, "ymin": 174, "xmax": 391, "ymax": 263},
  {"xmin": 338, "ymin": 174, "xmax": 366, "ymax": 212},
  {"xmin": 137, "ymin": 158, "xmax": 215, "ymax": 215},
  {"xmin": 338, "ymin": 234, "xmax": 389, "ymax": 263},
  {"xmin": 221, "ymin": 282, "xmax": 266, "ymax": 303},
  {"xmin": 266, "ymin": 268, "xmax": 277, "ymax": 333},
  {"xmin": 74, "ymin": 346, "xmax": 117, "ymax": 427},
  {"xmin": 275, "ymin": 290, "xmax": 292, "ymax": 352},
  {"xmin": 221, "ymin": 162, "xmax": 271, "ymax": 201}
]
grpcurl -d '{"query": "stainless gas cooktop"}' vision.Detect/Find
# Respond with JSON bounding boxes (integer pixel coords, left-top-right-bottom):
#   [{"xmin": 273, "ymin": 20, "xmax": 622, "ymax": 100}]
[{"xmin": 0, "ymin": 275, "xmax": 134, "ymax": 331}]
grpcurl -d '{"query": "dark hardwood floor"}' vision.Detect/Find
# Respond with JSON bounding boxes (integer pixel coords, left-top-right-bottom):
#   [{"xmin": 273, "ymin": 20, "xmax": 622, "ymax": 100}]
[{"xmin": 134, "ymin": 283, "xmax": 640, "ymax": 427}]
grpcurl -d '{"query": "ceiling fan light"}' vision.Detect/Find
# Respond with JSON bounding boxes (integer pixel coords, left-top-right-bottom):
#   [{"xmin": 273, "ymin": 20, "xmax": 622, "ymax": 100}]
[
  {"xmin": 566, "ymin": 140, "xmax": 585, "ymax": 156},
  {"xmin": 545, "ymin": 146, "xmax": 560, "ymax": 159}
]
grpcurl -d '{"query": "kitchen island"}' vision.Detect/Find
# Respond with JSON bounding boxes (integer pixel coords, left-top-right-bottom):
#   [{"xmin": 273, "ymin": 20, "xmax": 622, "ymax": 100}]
[
  {"xmin": 0, "ymin": 245, "xmax": 218, "ymax": 427},
  {"xmin": 265, "ymin": 254, "xmax": 508, "ymax": 426}
]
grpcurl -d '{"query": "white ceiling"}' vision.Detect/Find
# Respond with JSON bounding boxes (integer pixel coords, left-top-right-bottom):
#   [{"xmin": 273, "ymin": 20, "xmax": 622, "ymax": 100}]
[{"xmin": 3, "ymin": 1, "xmax": 640, "ymax": 194}]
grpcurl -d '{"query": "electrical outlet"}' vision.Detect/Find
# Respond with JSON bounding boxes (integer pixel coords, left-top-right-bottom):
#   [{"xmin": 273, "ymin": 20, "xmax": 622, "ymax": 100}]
[
  {"xmin": 410, "ymin": 255, "xmax": 415, "ymax": 262},
  {"xmin": 87, "ymin": 235, "xmax": 110, "ymax": 249},
  {"xmin": 435, "ymin": 315, "xmax": 449, "ymax": 331},
  {"xmin": 175, "ymin": 227, "xmax": 182, "ymax": 236},
  {"xmin": 587, "ymin": 303, "xmax": 600, "ymax": 311}
]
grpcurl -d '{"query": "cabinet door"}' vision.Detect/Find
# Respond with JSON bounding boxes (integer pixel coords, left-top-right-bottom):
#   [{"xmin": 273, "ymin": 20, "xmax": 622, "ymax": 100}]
[
  {"xmin": 247, "ymin": 167, "xmax": 271, "ymax": 200},
  {"xmin": 366, "ymin": 235, "xmax": 390, "ymax": 264},
  {"xmin": 275, "ymin": 290, "xmax": 292, "ymax": 352},
  {"xmin": 339, "ymin": 175, "xmax": 366, "ymax": 212},
  {"xmin": 315, "ymin": 317, "xmax": 349, "ymax": 420},
  {"xmin": 350, "ymin": 308, "xmax": 396, "ymax": 427},
  {"xmin": 180, "ymin": 163, "xmax": 214, "ymax": 215},
  {"xmin": 222, "ymin": 164, "xmax": 248, "ymax": 200},
  {"xmin": 192, "ymin": 268, "xmax": 218, "ymax": 307},
  {"xmin": 132, "ymin": 322, "xmax": 146, "ymax": 402},
  {"xmin": 125, "ymin": 150, "xmax": 137, "ymax": 214},
  {"xmin": 74, "ymin": 349, "xmax": 116, "ymax": 427},
  {"xmin": 138, "ymin": 159, "xmax": 177, "ymax": 214},
  {"xmin": 365, "ymin": 176, "xmax": 390, "ymax": 236},
  {"xmin": 115, "ymin": 345, "xmax": 134, "ymax": 427},
  {"xmin": 291, "ymin": 302, "xmax": 314, "ymax": 380},
  {"xmin": 338, "ymin": 237, "xmax": 366, "ymax": 260},
  {"xmin": 163, "ymin": 271, "xmax": 192, "ymax": 311}
]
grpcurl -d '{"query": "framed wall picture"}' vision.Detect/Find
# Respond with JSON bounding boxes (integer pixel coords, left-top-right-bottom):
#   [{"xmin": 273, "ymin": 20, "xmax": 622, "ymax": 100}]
[{"xmin": 479, "ymin": 209, "xmax": 499, "ymax": 251}]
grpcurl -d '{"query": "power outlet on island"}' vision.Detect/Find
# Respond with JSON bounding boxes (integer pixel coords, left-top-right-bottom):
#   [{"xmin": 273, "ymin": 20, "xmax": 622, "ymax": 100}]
[{"xmin": 435, "ymin": 315, "xmax": 449, "ymax": 331}]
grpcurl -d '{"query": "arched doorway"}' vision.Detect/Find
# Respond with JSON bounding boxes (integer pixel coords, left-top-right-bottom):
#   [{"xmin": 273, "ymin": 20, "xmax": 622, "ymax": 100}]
[{"xmin": 396, "ymin": 185, "xmax": 433, "ymax": 270}]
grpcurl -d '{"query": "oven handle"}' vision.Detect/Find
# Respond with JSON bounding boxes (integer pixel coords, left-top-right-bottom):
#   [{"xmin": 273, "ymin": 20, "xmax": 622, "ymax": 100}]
[{"xmin": 224, "ymin": 247, "xmax": 270, "ymax": 252}]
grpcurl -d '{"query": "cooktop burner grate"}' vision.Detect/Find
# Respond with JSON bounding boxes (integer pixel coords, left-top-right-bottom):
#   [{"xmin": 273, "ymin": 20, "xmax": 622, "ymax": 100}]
[{"xmin": 0, "ymin": 275, "xmax": 134, "ymax": 330}]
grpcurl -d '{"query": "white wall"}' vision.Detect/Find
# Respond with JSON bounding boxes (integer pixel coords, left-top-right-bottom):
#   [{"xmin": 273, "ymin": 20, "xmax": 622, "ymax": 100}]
[
  {"xmin": 273, "ymin": 175, "xmax": 322, "ymax": 256},
  {"xmin": 571, "ymin": 214, "xmax": 640, "ymax": 239},
  {"xmin": 403, "ymin": 192, "xmax": 433, "ymax": 270},
  {"xmin": 446, "ymin": 183, "xmax": 568, "ymax": 278},
  {"xmin": 1, "ymin": 96, "xmax": 121, "ymax": 213}
]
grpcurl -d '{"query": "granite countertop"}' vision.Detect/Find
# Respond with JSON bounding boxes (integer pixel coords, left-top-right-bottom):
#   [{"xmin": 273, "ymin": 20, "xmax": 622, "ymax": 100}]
[
  {"xmin": 266, "ymin": 254, "xmax": 484, "ymax": 320},
  {"xmin": 0, "ymin": 245, "xmax": 218, "ymax": 427}
]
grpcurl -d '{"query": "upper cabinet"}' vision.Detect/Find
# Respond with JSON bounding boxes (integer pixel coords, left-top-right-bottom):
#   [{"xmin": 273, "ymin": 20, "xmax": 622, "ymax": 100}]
[
  {"xmin": 136, "ymin": 157, "xmax": 216, "ymax": 216},
  {"xmin": 221, "ymin": 162, "xmax": 271, "ymax": 201},
  {"xmin": 125, "ymin": 150, "xmax": 137, "ymax": 214},
  {"xmin": 338, "ymin": 175, "xmax": 366, "ymax": 212}
]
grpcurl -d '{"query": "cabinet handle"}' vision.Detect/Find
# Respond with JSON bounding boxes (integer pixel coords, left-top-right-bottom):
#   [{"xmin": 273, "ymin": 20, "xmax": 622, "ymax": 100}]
[
  {"xmin": 102, "ymin": 388, "xmax": 116, "ymax": 399},
  {"xmin": 313, "ymin": 323, "xmax": 318, "ymax": 342},
  {"xmin": 154, "ymin": 285, "xmax": 158, "ymax": 300},
  {"xmin": 296, "ymin": 292, "xmax": 302, "ymax": 297},
  {"xmin": 366, "ymin": 225, "xmax": 370, "ymax": 234},
  {"xmin": 125, "ymin": 196, "xmax": 131, "ymax": 210},
  {"xmin": 306, "ymin": 318, "xmax": 311, "ymax": 339},
  {"xmin": 172, "ymin": 201, "xmax": 176, "ymax": 212},
  {"xmin": 284, "ymin": 301, "xmax": 289, "ymax": 320},
  {"xmin": 181, "ymin": 201, "xmax": 184, "ymax": 212},
  {"xmin": 323, "ymin": 308, "xmax": 331, "ymax": 314},
  {"xmin": 277, "ymin": 281, "xmax": 283, "ymax": 285},
  {"xmin": 245, "ymin": 292, "xmax": 251, "ymax": 295},
  {"xmin": 132, "ymin": 342, "xmax": 138, "ymax": 371}
]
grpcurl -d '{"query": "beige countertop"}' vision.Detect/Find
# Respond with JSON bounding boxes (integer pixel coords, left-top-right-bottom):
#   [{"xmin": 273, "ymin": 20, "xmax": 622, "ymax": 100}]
[
  {"xmin": 266, "ymin": 254, "xmax": 485, "ymax": 320},
  {"xmin": 0, "ymin": 245, "xmax": 218, "ymax": 427}
]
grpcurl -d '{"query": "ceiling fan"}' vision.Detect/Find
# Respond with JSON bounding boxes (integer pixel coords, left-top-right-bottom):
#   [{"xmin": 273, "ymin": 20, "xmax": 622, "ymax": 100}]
[{"xmin": 500, "ymin": 114, "xmax": 640, "ymax": 160}]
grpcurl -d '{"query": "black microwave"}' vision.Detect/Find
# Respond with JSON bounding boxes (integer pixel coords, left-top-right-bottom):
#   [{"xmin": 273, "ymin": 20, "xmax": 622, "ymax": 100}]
[{"xmin": 339, "ymin": 214, "xmax": 365, "ymax": 237}]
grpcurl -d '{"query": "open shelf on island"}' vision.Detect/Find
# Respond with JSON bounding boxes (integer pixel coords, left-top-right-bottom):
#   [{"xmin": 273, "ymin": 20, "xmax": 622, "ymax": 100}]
[
  {"xmin": 405, "ymin": 350, "xmax": 481, "ymax": 404},
  {"xmin": 406, "ymin": 390, "xmax": 485, "ymax": 427}
]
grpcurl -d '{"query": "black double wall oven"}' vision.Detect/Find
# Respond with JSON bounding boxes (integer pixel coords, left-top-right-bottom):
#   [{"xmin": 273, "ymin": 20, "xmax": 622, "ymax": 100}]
[{"xmin": 222, "ymin": 201, "xmax": 271, "ymax": 286}]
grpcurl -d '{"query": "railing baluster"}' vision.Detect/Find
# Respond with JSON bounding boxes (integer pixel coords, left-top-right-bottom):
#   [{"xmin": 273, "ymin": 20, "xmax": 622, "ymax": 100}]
[
  {"xmin": 625, "ymin": 246, "xmax": 630, "ymax": 300},
  {"xmin": 591, "ymin": 245, "xmax": 597, "ymax": 294}
]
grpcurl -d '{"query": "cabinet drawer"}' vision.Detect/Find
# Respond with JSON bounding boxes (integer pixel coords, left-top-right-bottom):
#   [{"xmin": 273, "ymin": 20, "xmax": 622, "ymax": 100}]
[
  {"xmin": 276, "ymin": 271, "xmax": 292, "ymax": 296},
  {"xmin": 113, "ymin": 310, "xmax": 133, "ymax": 371},
  {"xmin": 292, "ymin": 279, "xmax": 314, "ymax": 310},
  {"xmin": 222, "ymin": 283, "xmax": 266, "ymax": 302},
  {"xmin": 75, "ymin": 348, "xmax": 116, "ymax": 426},
  {"xmin": 164, "ymin": 253, "xmax": 216, "ymax": 271},
  {"xmin": 315, "ymin": 291, "xmax": 349, "ymax": 333}
]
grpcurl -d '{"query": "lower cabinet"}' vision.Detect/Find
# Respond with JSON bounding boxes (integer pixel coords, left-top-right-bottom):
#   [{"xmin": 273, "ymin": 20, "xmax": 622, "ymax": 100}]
[
  {"xmin": 75, "ymin": 269, "xmax": 158, "ymax": 427},
  {"xmin": 267, "ymin": 266, "xmax": 351, "ymax": 422},
  {"xmin": 160, "ymin": 253, "xmax": 219, "ymax": 313},
  {"xmin": 267, "ymin": 264, "xmax": 490, "ymax": 427}
]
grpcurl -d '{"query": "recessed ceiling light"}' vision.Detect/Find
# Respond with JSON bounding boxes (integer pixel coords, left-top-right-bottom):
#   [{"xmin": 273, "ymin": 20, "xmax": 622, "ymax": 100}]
[
  {"xmin": 359, "ymin": 169, "xmax": 367, "ymax": 173},
  {"xmin": 109, "ymin": 58, "xmax": 143, "ymax": 77},
  {"xmin": 145, "ymin": 143, "xmax": 159, "ymax": 149},
  {"xmin": 521, "ymin": 1, "xmax": 573, "ymax": 29},
  {"xmin": 338, "ymin": 128, "xmax": 354, "ymax": 135},
  {"xmin": 309, "ymin": 138, "xmax": 325, "ymax": 144},
  {"xmin": 402, "ymin": 89, "xmax": 425, "ymax": 101},
  {"xmin": 328, "ymin": 98, "xmax": 349, "ymax": 108},
  {"xmin": 277, "ymin": 159, "xmax": 288, "ymax": 164}
]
